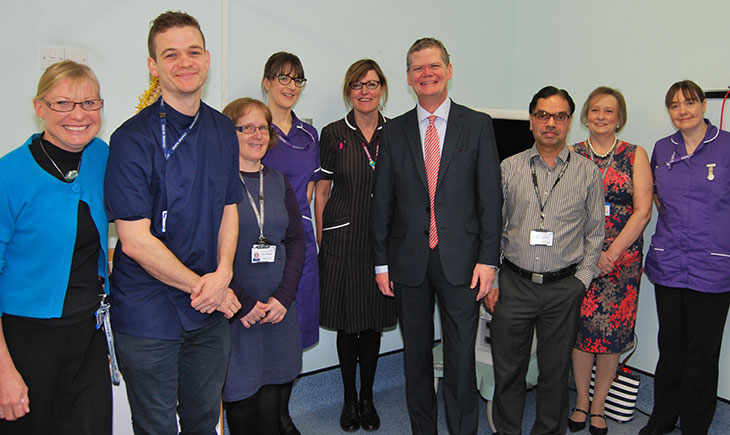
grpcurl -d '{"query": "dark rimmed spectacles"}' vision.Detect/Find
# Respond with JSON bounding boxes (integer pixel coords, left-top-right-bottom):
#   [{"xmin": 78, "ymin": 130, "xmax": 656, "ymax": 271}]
[
  {"xmin": 350, "ymin": 80, "xmax": 380, "ymax": 91},
  {"xmin": 235, "ymin": 125, "xmax": 272, "ymax": 135},
  {"xmin": 43, "ymin": 99, "xmax": 104, "ymax": 112},
  {"xmin": 274, "ymin": 74, "xmax": 307, "ymax": 87},
  {"xmin": 532, "ymin": 110, "xmax": 571, "ymax": 124}
]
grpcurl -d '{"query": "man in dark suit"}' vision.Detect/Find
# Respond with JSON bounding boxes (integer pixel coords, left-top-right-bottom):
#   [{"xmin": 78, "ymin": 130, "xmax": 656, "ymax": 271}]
[{"xmin": 371, "ymin": 37, "xmax": 502, "ymax": 435}]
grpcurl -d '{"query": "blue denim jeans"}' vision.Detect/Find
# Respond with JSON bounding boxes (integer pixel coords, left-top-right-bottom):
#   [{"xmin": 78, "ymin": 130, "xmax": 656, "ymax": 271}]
[{"xmin": 115, "ymin": 317, "xmax": 230, "ymax": 435}]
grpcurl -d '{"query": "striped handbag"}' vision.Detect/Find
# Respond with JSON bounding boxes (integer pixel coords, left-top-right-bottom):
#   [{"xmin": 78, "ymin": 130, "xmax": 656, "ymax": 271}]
[{"xmin": 589, "ymin": 337, "xmax": 641, "ymax": 422}]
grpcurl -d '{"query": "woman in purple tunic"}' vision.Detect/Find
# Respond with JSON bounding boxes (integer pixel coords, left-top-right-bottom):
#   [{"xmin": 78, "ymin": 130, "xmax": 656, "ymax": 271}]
[
  {"xmin": 640, "ymin": 80, "xmax": 730, "ymax": 435},
  {"xmin": 260, "ymin": 51, "xmax": 320, "ymax": 435}
]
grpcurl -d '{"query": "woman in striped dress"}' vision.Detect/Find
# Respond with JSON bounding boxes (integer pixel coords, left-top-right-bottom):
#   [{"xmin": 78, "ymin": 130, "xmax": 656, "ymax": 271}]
[{"xmin": 315, "ymin": 59, "xmax": 396, "ymax": 432}]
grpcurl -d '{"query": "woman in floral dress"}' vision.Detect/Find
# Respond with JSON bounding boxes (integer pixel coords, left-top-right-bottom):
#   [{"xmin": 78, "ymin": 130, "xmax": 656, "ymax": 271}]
[{"xmin": 568, "ymin": 87, "xmax": 653, "ymax": 434}]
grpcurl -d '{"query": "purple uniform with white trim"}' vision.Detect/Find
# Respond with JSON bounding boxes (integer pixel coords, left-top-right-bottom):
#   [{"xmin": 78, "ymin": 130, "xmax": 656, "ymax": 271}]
[
  {"xmin": 262, "ymin": 111, "xmax": 321, "ymax": 348},
  {"xmin": 645, "ymin": 119, "xmax": 730, "ymax": 293}
]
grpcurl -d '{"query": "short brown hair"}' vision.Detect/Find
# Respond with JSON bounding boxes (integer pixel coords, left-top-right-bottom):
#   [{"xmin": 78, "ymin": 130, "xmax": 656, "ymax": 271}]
[
  {"xmin": 665, "ymin": 80, "xmax": 705, "ymax": 109},
  {"xmin": 148, "ymin": 11, "xmax": 205, "ymax": 59},
  {"xmin": 580, "ymin": 86, "xmax": 628, "ymax": 132},
  {"xmin": 342, "ymin": 59, "xmax": 388, "ymax": 109},
  {"xmin": 222, "ymin": 98, "xmax": 278, "ymax": 150},
  {"xmin": 406, "ymin": 37, "xmax": 450, "ymax": 70},
  {"xmin": 35, "ymin": 60, "xmax": 100, "ymax": 102}
]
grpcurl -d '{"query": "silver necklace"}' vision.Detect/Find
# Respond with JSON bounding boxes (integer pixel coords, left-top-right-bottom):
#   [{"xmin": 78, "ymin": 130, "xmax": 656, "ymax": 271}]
[
  {"xmin": 40, "ymin": 141, "xmax": 80, "ymax": 182},
  {"xmin": 586, "ymin": 136, "xmax": 618, "ymax": 158}
]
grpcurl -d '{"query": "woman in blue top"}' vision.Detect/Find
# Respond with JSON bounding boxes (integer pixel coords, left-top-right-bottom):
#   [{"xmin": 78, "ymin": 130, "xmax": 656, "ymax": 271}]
[
  {"xmin": 221, "ymin": 98, "xmax": 305, "ymax": 435},
  {"xmin": 260, "ymin": 51, "xmax": 321, "ymax": 435},
  {"xmin": 0, "ymin": 60, "xmax": 110, "ymax": 434}
]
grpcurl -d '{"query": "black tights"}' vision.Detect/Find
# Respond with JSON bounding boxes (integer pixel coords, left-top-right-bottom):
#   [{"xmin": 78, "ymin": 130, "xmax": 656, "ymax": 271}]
[
  {"xmin": 225, "ymin": 384, "xmax": 282, "ymax": 435},
  {"xmin": 337, "ymin": 329, "xmax": 382, "ymax": 402}
]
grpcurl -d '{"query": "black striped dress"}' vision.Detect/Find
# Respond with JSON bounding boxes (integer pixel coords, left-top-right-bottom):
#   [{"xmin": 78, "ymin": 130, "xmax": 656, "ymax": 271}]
[{"xmin": 318, "ymin": 111, "xmax": 397, "ymax": 333}]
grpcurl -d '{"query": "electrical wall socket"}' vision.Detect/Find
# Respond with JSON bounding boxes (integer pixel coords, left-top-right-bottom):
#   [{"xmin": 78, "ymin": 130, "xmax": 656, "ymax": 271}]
[
  {"xmin": 39, "ymin": 46, "xmax": 87, "ymax": 69},
  {"xmin": 40, "ymin": 47, "xmax": 65, "ymax": 69}
]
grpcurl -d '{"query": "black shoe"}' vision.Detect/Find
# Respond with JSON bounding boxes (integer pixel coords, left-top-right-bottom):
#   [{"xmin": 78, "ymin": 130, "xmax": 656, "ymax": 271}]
[
  {"xmin": 359, "ymin": 399, "xmax": 381, "ymax": 431},
  {"xmin": 568, "ymin": 408, "xmax": 588, "ymax": 432},
  {"xmin": 638, "ymin": 424, "xmax": 673, "ymax": 435},
  {"xmin": 588, "ymin": 414, "xmax": 607, "ymax": 435},
  {"xmin": 339, "ymin": 401, "xmax": 360, "ymax": 432},
  {"xmin": 279, "ymin": 414, "xmax": 302, "ymax": 435}
]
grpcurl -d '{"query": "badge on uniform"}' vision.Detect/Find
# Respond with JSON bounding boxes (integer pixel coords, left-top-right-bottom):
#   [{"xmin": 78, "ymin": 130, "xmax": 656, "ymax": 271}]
[
  {"xmin": 530, "ymin": 229, "xmax": 554, "ymax": 246},
  {"xmin": 251, "ymin": 237, "xmax": 275, "ymax": 263}
]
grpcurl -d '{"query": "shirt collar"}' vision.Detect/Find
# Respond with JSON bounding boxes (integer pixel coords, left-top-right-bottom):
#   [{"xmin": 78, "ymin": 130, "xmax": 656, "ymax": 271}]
[
  {"xmin": 670, "ymin": 118, "xmax": 720, "ymax": 149},
  {"xmin": 416, "ymin": 98, "xmax": 451, "ymax": 124},
  {"xmin": 529, "ymin": 143, "xmax": 571, "ymax": 166},
  {"xmin": 344, "ymin": 110, "xmax": 386, "ymax": 132}
]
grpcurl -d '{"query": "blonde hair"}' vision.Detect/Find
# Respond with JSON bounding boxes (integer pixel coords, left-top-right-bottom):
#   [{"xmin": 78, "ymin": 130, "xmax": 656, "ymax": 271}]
[{"xmin": 35, "ymin": 60, "xmax": 100, "ymax": 101}]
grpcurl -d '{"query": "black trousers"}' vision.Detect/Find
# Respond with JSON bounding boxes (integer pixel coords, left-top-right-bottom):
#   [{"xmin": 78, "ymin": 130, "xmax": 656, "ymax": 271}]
[
  {"xmin": 0, "ymin": 315, "xmax": 112, "ymax": 435},
  {"xmin": 649, "ymin": 285, "xmax": 730, "ymax": 435},
  {"xmin": 491, "ymin": 267, "xmax": 585, "ymax": 435},
  {"xmin": 394, "ymin": 247, "xmax": 480, "ymax": 435}
]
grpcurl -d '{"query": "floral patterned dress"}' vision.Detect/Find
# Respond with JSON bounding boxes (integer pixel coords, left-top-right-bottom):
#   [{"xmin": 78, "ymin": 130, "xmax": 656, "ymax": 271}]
[{"xmin": 574, "ymin": 141, "xmax": 641, "ymax": 354}]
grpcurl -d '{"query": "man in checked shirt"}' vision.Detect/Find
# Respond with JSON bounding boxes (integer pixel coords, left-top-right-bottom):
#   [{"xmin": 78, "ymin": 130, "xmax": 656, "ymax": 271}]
[{"xmin": 488, "ymin": 86, "xmax": 604, "ymax": 435}]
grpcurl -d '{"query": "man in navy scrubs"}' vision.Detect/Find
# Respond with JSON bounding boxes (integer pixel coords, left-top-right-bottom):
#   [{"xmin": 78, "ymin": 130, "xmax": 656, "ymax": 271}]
[{"xmin": 104, "ymin": 11, "xmax": 242, "ymax": 434}]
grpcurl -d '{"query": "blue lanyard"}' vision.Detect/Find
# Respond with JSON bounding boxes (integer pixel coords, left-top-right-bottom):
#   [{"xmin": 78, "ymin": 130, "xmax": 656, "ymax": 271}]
[{"xmin": 159, "ymin": 99, "xmax": 199, "ymax": 160}]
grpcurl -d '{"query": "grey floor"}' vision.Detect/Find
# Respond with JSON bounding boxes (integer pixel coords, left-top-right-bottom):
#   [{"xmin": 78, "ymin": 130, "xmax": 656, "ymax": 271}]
[{"xmin": 280, "ymin": 350, "xmax": 729, "ymax": 435}]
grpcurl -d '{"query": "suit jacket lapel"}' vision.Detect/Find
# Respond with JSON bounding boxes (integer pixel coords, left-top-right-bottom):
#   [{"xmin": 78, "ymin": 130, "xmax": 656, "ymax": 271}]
[
  {"xmin": 404, "ymin": 108, "xmax": 428, "ymax": 189},
  {"xmin": 438, "ymin": 102, "xmax": 463, "ymax": 188}
]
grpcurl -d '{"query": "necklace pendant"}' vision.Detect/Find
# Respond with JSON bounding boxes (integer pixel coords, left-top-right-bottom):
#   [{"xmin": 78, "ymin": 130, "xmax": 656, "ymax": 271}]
[
  {"xmin": 65, "ymin": 170, "xmax": 79, "ymax": 182},
  {"xmin": 369, "ymin": 160, "xmax": 375, "ymax": 167}
]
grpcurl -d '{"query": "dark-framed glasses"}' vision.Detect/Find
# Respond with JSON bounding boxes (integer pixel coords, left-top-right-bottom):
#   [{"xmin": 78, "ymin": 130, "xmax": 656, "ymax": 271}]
[
  {"xmin": 275, "ymin": 74, "xmax": 307, "ymax": 87},
  {"xmin": 532, "ymin": 110, "xmax": 571, "ymax": 124},
  {"xmin": 43, "ymin": 99, "xmax": 104, "ymax": 112},
  {"xmin": 350, "ymin": 80, "xmax": 380, "ymax": 91},
  {"xmin": 235, "ymin": 125, "xmax": 272, "ymax": 135}
]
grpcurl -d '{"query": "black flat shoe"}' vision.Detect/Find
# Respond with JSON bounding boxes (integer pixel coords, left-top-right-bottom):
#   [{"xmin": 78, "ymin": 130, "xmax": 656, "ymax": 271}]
[
  {"xmin": 568, "ymin": 408, "xmax": 588, "ymax": 432},
  {"xmin": 359, "ymin": 399, "xmax": 381, "ymax": 431},
  {"xmin": 588, "ymin": 414, "xmax": 607, "ymax": 435},
  {"xmin": 340, "ymin": 401, "xmax": 360, "ymax": 432},
  {"xmin": 279, "ymin": 414, "xmax": 302, "ymax": 435}
]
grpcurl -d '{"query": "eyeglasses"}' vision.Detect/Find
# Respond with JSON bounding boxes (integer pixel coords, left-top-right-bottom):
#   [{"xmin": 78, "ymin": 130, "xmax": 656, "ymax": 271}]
[
  {"xmin": 43, "ymin": 99, "xmax": 104, "ymax": 112},
  {"xmin": 532, "ymin": 110, "xmax": 571, "ymax": 124},
  {"xmin": 235, "ymin": 125, "xmax": 272, "ymax": 135},
  {"xmin": 350, "ymin": 80, "xmax": 380, "ymax": 90},
  {"xmin": 273, "ymin": 74, "xmax": 307, "ymax": 87}
]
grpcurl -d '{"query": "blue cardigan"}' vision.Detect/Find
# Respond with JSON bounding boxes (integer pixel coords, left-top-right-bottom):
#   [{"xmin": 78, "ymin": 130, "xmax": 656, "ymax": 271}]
[{"xmin": 0, "ymin": 134, "xmax": 109, "ymax": 318}]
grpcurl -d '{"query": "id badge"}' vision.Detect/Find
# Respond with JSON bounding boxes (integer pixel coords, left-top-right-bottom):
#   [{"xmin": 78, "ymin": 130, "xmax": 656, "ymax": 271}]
[
  {"xmin": 251, "ymin": 244, "xmax": 276, "ymax": 263},
  {"xmin": 530, "ymin": 229, "xmax": 554, "ymax": 246},
  {"xmin": 604, "ymin": 203, "xmax": 611, "ymax": 217}
]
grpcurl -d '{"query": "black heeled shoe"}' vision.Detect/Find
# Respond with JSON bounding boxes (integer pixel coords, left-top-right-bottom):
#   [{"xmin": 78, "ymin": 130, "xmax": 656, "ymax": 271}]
[
  {"xmin": 589, "ymin": 414, "xmax": 607, "ymax": 435},
  {"xmin": 568, "ymin": 408, "xmax": 588, "ymax": 432}
]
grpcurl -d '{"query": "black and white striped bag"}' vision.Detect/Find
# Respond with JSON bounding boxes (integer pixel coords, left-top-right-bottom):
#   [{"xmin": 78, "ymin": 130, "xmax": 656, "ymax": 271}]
[{"xmin": 589, "ymin": 338, "xmax": 640, "ymax": 422}]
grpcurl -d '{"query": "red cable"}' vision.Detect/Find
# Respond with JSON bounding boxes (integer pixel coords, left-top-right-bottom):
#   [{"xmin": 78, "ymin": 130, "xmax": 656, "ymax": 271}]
[{"xmin": 721, "ymin": 88, "xmax": 730, "ymax": 130}]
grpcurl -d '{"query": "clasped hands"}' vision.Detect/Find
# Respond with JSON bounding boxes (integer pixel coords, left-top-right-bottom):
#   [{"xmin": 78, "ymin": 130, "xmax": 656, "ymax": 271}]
[
  {"xmin": 189, "ymin": 270, "xmax": 241, "ymax": 319},
  {"xmin": 240, "ymin": 298, "xmax": 287, "ymax": 328}
]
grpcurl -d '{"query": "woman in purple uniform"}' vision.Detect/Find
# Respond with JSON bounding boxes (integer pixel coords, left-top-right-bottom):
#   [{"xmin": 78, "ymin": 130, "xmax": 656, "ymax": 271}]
[{"xmin": 260, "ymin": 51, "xmax": 320, "ymax": 435}]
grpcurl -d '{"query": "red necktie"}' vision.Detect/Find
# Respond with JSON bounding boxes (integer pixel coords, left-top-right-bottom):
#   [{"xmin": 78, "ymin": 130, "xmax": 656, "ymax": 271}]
[{"xmin": 425, "ymin": 115, "xmax": 440, "ymax": 249}]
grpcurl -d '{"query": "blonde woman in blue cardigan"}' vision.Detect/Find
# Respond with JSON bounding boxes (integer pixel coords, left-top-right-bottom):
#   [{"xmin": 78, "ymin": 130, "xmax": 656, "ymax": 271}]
[{"xmin": 0, "ymin": 60, "xmax": 111, "ymax": 435}]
